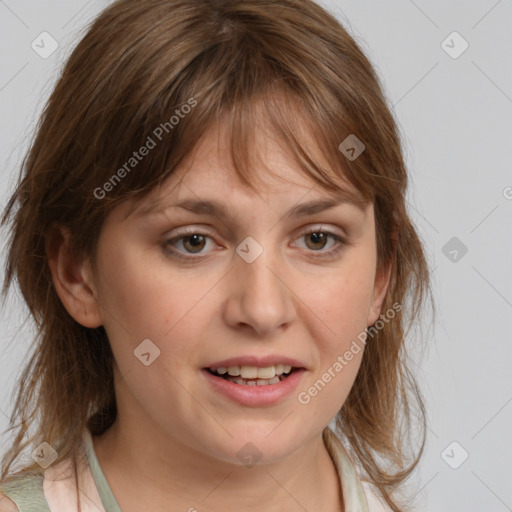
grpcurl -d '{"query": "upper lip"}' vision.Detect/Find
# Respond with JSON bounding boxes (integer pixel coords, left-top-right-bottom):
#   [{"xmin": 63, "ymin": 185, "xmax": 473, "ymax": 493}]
[{"xmin": 204, "ymin": 355, "xmax": 306, "ymax": 370}]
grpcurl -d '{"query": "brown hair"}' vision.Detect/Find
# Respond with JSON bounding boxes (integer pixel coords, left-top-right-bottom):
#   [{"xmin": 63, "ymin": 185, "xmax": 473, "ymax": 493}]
[{"xmin": 0, "ymin": 0, "xmax": 433, "ymax": 510}]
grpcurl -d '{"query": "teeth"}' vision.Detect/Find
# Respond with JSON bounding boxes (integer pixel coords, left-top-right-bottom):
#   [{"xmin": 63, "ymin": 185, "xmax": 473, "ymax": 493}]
[
  {"xmin": 232, "ymin": 376, "xmax": 281, "ymax": 386},
  {"xmin": 214, "ymin": 364, "xmax": 293, "ymax": 379}
]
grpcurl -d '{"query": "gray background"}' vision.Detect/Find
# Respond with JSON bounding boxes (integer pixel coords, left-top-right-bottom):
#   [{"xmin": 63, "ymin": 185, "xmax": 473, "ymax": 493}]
[{"xmin": 1, "ymin": 1, "xmax": 511, "ymax": 511}]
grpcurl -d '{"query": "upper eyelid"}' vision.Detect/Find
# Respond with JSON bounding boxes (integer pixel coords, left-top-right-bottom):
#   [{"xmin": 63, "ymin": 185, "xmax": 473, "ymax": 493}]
[{"xmin": 165, "ymin": 224, "xmax": 347, "ymax": 241}]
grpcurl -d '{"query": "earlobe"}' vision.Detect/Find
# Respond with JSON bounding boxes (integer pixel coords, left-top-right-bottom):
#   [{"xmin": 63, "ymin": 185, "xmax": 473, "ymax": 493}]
[{"xmin": 46, "ymin": 226, "xmax": 103, "ymax": 328}]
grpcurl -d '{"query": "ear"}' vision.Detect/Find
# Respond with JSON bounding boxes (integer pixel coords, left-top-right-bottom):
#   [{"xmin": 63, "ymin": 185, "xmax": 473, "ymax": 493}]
[
  {"xmin": 46, "ymin": 225, "xmax": 103, "ymax": 328},
  {"xmin": 366, "ymin": 226, "xmax": 398, "ymax": 326},
  {"xmin": 366, "ymin": 261, "xmax": 392, "ymax": 326}
]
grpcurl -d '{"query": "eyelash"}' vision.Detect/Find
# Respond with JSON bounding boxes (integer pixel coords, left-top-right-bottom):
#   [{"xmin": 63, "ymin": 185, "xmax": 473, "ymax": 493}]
[{"xmin": 163, "ymin": 226, "xmax": 347, "ymax": 261}]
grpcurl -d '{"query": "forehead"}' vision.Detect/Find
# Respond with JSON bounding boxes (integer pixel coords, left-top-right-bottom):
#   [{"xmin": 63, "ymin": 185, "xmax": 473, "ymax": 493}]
[{"xmin": 130, "ymin": 116, "xmax": 368, "ymax": 218}]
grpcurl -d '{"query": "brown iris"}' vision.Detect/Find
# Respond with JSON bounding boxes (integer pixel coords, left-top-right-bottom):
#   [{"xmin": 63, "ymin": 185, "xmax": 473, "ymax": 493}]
[{"xmin": 182, "ymin": 234, "xmax": 206, "ymax": 253}]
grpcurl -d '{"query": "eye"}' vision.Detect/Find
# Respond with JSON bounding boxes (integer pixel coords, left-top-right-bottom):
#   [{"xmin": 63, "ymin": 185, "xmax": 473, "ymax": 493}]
[
  {"xmin": 292, "ymin": 227, "xmax": 346, "ymax": 258},
  {"xmin": 164, "ymin": 229, "xmax": 217, "ymax": 259},
  {"xmin": 163, "ymin": 226, "xmax": 347, "ymax": 261}
]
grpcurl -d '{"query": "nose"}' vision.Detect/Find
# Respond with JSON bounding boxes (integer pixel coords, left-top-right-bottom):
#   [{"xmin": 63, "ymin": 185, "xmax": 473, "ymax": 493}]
[{"xmin": 222, "ymin": 243, "xmax": 296, "ymax": 337}]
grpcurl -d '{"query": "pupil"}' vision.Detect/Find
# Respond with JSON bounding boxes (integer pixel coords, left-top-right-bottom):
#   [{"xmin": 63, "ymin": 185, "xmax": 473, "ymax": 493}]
[
  {"xmin": 185, "ymin": 234, "xmax": 205, "ymax": 252},
  {"xmin": 308, "ymin": 232, "xmax": 325, "ymax": 249}
]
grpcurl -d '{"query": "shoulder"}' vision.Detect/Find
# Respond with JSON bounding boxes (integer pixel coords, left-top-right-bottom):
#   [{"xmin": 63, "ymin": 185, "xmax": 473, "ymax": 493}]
[
  {"xmin": 323, "ymin": 428, "xmax": 395, "ymax": 512},
  {"xmin": 0, "ymin": 473, "xmax": 50, "ymax": 512},
  {"xmin": 0, "ymin": 492, "xmax": 19, "ymax": 512}
]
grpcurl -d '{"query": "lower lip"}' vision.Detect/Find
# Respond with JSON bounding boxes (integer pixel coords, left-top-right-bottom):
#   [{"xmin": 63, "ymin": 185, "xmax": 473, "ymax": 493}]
[{"xmin": 201, "ymin": 368, "xmax": 306, "ymax": 407}]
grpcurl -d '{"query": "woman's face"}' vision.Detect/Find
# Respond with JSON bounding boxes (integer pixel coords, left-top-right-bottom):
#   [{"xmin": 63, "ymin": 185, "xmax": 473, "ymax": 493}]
[{"xmin": 83, "ymin": 121, "xmax": 390, "ymax": 465}]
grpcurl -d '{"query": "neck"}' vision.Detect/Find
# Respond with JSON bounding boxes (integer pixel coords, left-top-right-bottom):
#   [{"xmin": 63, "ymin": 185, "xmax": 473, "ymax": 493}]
[{"xmin": 92, "ymin": 419, "xmax": 343, "ymax": 512}]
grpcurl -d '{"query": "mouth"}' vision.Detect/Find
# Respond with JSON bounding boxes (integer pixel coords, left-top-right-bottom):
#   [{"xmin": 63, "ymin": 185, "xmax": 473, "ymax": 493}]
[
  {"xmin": 201, "ymin": 364, "xmax": 306, "ymax": 406},
  {"xmin": 204, "ymin": 365, "xmax": 301, "ymax": 386}
]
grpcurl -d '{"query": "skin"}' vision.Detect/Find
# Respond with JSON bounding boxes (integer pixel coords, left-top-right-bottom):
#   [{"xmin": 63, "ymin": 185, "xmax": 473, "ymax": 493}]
[{"xmin": 48, "ymin": 119, "xmax": 391, "ymax": 512}]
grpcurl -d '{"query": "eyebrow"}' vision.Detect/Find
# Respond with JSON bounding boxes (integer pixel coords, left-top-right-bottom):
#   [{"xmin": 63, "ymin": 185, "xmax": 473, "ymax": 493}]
[{"xmin": 135, "ymin": 190, "xmax": 368, "ymax": 221}]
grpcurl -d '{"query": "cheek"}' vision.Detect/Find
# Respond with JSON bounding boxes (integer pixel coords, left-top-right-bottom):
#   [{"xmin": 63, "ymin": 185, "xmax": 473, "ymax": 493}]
[
  {"xmin": 95, "ymin": 239, "xmax": 197, "ymax": 327},
  {"xmin": 94, "ymin": 238, "xmax": 216, "ymax": 367},
  {"xmin": 296, "ymin": 268, "xmax": 373, "ymax": 414},
  {"xmin": 303, "ymin": 257, "xmax": 376, "ymax": 337}
]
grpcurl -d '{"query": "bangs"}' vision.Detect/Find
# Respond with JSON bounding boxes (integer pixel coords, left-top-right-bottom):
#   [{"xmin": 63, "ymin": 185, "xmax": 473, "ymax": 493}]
[{"xmin": 121, "ymin": 84, "xmax": 372, "ymax": 218}]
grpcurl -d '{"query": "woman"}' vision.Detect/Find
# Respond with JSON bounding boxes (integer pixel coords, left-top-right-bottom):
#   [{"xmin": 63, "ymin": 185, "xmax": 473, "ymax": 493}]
[{"xmin": 0, "ymin": 0, "xmax": 432, "ymax": 510}]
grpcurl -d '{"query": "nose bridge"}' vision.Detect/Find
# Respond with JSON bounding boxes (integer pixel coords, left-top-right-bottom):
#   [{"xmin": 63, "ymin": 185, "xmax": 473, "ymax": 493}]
[{"xmin": 225, "ymin": 233, "xmax": 295, "ymax": 335}]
